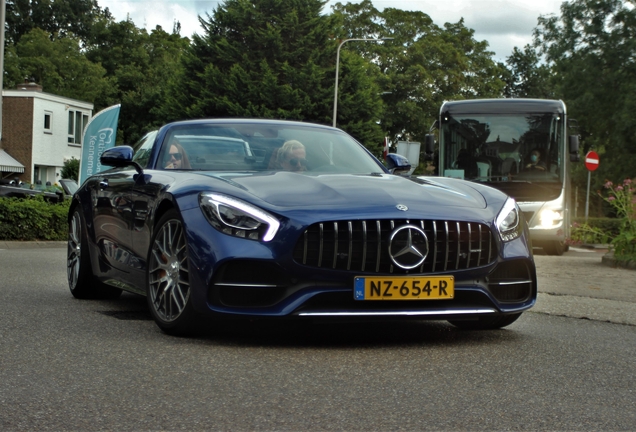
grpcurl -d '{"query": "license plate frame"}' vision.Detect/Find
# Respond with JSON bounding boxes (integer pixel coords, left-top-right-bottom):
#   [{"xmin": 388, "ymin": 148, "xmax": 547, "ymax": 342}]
[{"xmin": 354, "ymin": 276, "xmax": 454, "ymax": 300}]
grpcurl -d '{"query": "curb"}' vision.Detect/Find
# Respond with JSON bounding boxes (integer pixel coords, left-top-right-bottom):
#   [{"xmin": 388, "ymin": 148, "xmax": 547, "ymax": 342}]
[
  {"xmin": 0, "ymin": 241, "xmax": 66, "ymax": 250},
  {"xmin": 602, "ymin": 252, "xmax": 636, "ymax": 270}
]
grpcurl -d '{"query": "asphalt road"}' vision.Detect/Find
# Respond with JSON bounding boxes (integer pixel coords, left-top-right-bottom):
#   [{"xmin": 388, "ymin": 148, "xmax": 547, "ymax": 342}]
[{"xmin": 0, "ymin": 245, "xmax": 635, "ymax": 430}]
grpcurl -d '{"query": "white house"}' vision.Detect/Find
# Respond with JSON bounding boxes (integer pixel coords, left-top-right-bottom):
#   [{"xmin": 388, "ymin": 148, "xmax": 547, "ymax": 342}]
[{"xmin": 1, "ymin": 81, "xmax": 93, "ymax": 185}]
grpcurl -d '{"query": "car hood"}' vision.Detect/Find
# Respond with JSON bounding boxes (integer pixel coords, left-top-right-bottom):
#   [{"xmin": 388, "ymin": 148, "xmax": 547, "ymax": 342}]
[{"xmin": 196, "ymin": 172, "xmax": 488, "ymax": 212}]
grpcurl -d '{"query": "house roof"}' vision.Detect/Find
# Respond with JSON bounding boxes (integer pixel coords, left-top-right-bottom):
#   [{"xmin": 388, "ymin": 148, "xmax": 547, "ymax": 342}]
[{"xmin": 0, "ymin": 149, "xmax": 25, "ymax": 173}]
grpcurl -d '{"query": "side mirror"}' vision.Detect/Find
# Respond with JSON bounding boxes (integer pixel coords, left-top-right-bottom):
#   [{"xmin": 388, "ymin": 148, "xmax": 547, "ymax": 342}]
[
  {"xmin": 385, "ymin": 153, "xmax": 412, "ymax": 175},
  {"xmin": 569, "ymin": 135, "xmax": 580, "ymax": 162},
  {"xmin": 100, "ymin": 146, "xmax": 143, "ymax": 174},
  {"xmin": 424, "ymin": 134, "xmax": 435, "ymax": 161}
]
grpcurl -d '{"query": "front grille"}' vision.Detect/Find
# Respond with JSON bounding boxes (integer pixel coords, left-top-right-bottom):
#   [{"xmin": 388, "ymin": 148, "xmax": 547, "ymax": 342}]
[
  {"xmin": 293, "ymin": 219, "xmax": 497, "ymax": 274},
  {"xmin": 487, "ymin": 260, "xmax": 534, "ymax": 303}
]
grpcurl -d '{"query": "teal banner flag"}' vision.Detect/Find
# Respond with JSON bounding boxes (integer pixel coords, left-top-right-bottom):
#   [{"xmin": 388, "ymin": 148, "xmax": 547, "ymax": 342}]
[{"xmin": 78, "ymin": 104, "xmax": 121, "ymax": 185}]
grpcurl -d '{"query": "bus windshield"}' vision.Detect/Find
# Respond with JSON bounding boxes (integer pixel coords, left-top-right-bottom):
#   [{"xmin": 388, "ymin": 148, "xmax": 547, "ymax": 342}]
[{"xmin": 440, "ymin": 113, "xmax": 564, "ymax": 184}]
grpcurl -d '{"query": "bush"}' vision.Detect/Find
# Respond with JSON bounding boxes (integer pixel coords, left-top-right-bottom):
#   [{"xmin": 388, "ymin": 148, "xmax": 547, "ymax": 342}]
[
  {"xmin": 61, "ymin": 157, "xmax": 79, "ymax": 182},
  {"xmin": 572, "ymin": 217, "xmax": 622, "ymax": 241},
  {"xmin": 600, "ymin": 179, "xmax": 636, "ymax": 259},
  {"xmin": 0, "ymin": 195, "xmax": 70, "ymax": 240}
]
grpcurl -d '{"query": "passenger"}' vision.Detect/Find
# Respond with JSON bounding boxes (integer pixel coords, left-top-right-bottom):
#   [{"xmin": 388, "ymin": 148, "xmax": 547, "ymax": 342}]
[
  {"xmin": 524, "ymin": 149, "xmax": 546, "ymax": 171},
  {"xmin": 275, "ymin": 140, "xmax": 307, "ymax": 172},
  {"xmin": 164, "ymin": 141, "xmax": 191, "ymax": 169}
]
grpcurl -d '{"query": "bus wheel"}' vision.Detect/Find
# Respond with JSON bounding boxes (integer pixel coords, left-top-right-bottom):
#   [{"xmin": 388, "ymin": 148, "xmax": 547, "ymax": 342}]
[{"xmin": 543, "ymin": 240, "xmax": 565, "ymax": 256}]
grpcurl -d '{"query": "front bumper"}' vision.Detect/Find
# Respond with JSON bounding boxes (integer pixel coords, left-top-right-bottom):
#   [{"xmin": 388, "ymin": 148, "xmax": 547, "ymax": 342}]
[{"xmin": 180, "ymin": 206, "xmax": 538, "ymax": 320}]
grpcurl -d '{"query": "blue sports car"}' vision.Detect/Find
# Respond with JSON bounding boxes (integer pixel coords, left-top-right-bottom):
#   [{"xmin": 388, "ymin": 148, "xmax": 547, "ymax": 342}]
[{"xmin": 67, "ymin": 119, "xmax": 536, "ymax": 335}]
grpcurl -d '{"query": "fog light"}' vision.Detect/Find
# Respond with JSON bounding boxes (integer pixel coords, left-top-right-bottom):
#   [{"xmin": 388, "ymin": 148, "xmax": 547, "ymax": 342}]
[{"xmin": 540, "ymin": 209, "xmax": 562, "ymax": 227}]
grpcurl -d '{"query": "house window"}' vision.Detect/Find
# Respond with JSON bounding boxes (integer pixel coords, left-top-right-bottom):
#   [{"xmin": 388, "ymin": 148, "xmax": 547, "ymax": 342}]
[
  {"xmin": 44, "ymin": 111, "xmax": 52, "ymax": 133},
  {"xmin": 68, "ymin": 110, "xmax": 89, "ymax": 144}
]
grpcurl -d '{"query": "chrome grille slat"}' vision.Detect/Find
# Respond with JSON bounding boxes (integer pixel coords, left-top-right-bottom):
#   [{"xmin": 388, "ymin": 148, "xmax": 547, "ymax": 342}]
[
  {"xmin": 347, "ymin": 221, "xmax": 353, "ymax": 271},
  {"xmin": 455, "ymin": 222, "xmax": 461, "ymax": 270},
  {"xmin": 444, "ymin": 221, "xmax": 449, "ymax": 272},
  {"xmin": 375, "ymin": 221, "xmax": 381, "ymax": 273},
  {"xmin": 419, "ymin": 221, "xmax": 426, "ymax": 273},
  {"xmin": 477, "ymin": 225, "xmax": 482, "ymax": 264},
  {"xmin": 293, "ymin": 219, "xmax": 497, "ymax": 274},
  {"xmin": 432, "ymin": 221, "xmax": 438, "ymax": 273},
  {"xmin": 318, "ymin": 223, "xmax": 323, "ymax": 268},
  {"xmin": 332, "ymin": 222, "xmax": 338, "ymax": 269},
  {"xmin": 361, "ymin": 221, "xmax": 367, "ymax": 272},
  {"xmin": 466, "ymin": 223, "xmax": 472, "ymax": 269}
]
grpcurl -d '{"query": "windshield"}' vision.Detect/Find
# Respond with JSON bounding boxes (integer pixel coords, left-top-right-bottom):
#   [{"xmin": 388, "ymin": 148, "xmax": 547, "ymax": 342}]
[
  {"xmin": 154, "ymin": 122, "xmax": 383, "ymax": 174},
  {"xmin": 440, "ymin": 113, "xmax": 564, "ymax": 184}
]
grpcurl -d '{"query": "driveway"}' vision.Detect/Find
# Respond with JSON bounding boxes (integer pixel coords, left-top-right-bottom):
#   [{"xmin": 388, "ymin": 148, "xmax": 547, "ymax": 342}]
[{"xmin": 533, "ymin": 246, "xmax": 636, "ymax": 326}]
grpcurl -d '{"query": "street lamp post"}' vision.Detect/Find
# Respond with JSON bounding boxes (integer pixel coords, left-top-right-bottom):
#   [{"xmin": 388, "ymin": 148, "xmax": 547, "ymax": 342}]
[
  {"xmin": 332, "ymin": 37, "xmax": 393, "ymax": 128},
  {"xmin": 0, "ymin": 0, "xmax": 6, "ymax": 142}
]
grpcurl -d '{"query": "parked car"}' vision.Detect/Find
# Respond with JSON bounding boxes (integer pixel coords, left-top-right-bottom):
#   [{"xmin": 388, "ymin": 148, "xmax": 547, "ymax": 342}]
[
  {"xmin": 67, "ymin": 119, "xmax": 537, "ymax": 335},
  {"xmin": 0, "ymin": 179, "xmax": 77, "ymax": 202}
]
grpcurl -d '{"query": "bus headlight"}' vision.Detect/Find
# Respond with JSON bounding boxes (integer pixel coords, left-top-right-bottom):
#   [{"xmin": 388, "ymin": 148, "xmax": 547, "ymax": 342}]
[
  {"xmin": 539, "ymin": 209, "xmax": 563, "ymax": 227},
  {"xmin": 496, "ymin": 198, "xmax": 522, "ymax": 242}
]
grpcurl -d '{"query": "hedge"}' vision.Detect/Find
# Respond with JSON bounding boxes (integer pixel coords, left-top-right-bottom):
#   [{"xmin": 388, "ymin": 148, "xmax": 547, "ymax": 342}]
[
  {"xmin": 0, "ymin": 195, "xmax": 70, "ymax": 241},
  {"xmin": 0, "ymin": 197, "xmax": 626, "ymax": 244}
]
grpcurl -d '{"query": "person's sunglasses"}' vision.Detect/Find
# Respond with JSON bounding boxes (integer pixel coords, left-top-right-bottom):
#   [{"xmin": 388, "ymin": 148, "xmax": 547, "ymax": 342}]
[
  {"xmin": 169, "ymin": 152, "xmax": 183, "ymax": 161},
  {"xmin": 288, "ymin": 158, "xmax": 307, "ymax": 167}
]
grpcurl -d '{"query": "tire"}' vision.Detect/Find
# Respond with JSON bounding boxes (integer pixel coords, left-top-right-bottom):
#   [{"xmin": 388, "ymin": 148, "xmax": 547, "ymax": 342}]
[
  {"xmin": 448, "ymin": 312, "xmax": 522, "ymax": 330},
  {"xmin": 67, "ymin": 207, "xmax": 122, "ymax": 299},
  {"xmin": 146, "ymin": 210, "xmax": 198, "ymax": 336},
  {"xmin": 543, "ymin": 240, "xmax": 565, "ymax": 256}
]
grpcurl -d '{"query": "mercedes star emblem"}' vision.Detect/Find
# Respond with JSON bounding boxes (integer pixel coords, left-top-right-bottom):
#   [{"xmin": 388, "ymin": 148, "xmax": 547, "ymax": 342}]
[{"xmin": 389, "ymin": 225, "xmax": 429, "ymax": 269}]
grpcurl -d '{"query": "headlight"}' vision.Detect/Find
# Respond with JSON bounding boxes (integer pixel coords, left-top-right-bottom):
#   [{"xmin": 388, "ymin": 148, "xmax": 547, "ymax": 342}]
[
  {"xmin": 539, "ymin": 209, "xmax": 562, "ymax": 227},
  {"xmin": 496, "ymin": 197, "xmax": 522, "ymax": 242},
  {"xmin": 199, "ymin": 193, "xmax": 280, "ymax": 242}
]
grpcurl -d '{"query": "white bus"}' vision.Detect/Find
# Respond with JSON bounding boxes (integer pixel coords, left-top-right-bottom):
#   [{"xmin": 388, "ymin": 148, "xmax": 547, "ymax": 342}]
[{"xmin": 427, "ymin": 99, "xmax": 580, "ymax": 255}]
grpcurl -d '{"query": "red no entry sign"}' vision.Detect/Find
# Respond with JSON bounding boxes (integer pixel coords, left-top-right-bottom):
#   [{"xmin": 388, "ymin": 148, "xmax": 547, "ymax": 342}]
[{"xmin": 585, "ymin": 151, "xmax": 600, "ymax": 171}]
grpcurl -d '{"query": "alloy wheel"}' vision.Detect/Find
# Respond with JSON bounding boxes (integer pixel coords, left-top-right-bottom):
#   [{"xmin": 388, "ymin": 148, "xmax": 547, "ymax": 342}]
[
  {"xmin": 67, "ymin": 211, "xmax": 82, "ymax": 289},
  {"xmin": 148, "ymin": 219, "xmax": 190, "ymax": 322}
]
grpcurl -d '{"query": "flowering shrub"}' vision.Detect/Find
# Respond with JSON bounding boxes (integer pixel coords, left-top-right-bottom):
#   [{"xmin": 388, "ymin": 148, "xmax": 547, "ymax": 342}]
[
  {"xmin": 600, "ymin": 179, "xmax": 636, "ymax": 260},
  {"xmin": 568, "ymin": 221, "xmax": 611, "ymax": 245}
]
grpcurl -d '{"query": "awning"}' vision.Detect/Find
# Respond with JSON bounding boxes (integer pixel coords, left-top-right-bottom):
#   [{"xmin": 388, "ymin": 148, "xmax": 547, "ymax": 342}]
[{"xmin": 0, "ymin": 149, "xmax": 25, "ymax": 173}]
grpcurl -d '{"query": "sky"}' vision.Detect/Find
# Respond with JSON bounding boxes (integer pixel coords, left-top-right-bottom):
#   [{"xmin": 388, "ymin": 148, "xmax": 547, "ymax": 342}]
[{"xmin": 97, "ymin": 0, "xmax": 563, "ymax": 62}]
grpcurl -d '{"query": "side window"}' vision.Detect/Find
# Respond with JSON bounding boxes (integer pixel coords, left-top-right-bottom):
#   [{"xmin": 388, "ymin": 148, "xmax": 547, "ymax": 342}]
[
  {"xmin": 67, "ymin": 110, "xmax": 89, "ymax": 144},
  {"xmin": 44, "ymin": 111, "xmax": 52, "ymax": 133},
  {"xmin": 132, "ymin": 130, "xmax": 158, "ymax": 168}
]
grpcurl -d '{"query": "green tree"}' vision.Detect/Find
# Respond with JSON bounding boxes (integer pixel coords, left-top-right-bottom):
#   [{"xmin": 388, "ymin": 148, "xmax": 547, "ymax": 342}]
[
  {"xmin": 5, "ymin": 0, "xmax": 112, "ymax": 45},
  {"xmin": 159, "ymin": 0, "xmax": 384, "ymax": 148},
  {"xmin": 503, "ymin": 45, "xmax": 554, "ymax": 98},
  {"xmin": 331, "ymin": 0, "xmax": 506, "ymax": 143},
  {"xmin": 6, "ymin": 28, "xmax": 110, "ymax": 102},
  {"xmin": 534, "ymin": 0, "xmax": 636, "ymax": 186},
  {"xmin": 86, "ymin": 20, "xmax": 190, "ymax": 143}
]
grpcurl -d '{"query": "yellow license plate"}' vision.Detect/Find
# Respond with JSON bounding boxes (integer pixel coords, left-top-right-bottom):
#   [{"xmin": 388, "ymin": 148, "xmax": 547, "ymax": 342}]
[{"xmin": 354, "ymin": 276, "xmax": 454, "ymax": 300}]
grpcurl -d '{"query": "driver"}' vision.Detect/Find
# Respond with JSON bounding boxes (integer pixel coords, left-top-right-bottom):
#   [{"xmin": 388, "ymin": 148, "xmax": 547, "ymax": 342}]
[{"xmin": 164, "ymin": 140, "xmax": 191, "ymax": 169}]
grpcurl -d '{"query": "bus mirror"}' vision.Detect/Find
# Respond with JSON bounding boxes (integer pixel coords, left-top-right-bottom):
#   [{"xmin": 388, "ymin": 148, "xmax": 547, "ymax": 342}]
[
  {"xmin": 424, "ymin": 134, "xmax": 435, "ymax": 160},
  {"xmin": 569, "ymin": 135, "xmax": 580, "ymax": 162},
  {"xmin": 569, "ymin": 135, "xmax": 579, "ymax": 153}
]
